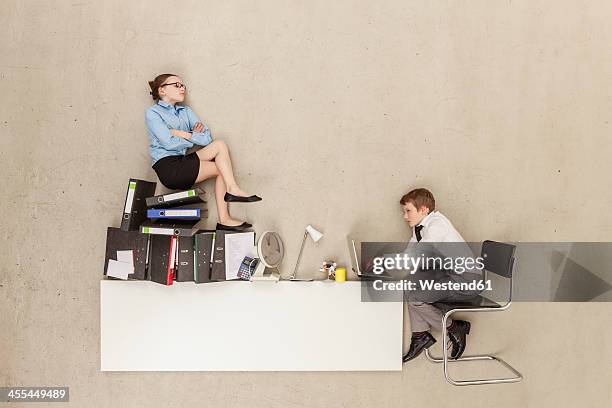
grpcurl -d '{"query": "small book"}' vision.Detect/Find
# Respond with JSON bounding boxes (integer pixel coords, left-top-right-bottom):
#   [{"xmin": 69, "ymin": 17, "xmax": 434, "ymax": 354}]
[
  {"xmin": 145, "ymin": 188, "xmax": 206, "ymax": 208},
  {"xmin": 121, "ymin": 179, "xmax": 157, "ymax": 231}
]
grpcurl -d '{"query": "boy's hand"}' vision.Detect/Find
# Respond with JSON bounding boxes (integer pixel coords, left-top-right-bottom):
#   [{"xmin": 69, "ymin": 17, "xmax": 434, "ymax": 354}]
[
  {"xmin": 364, "ymin": 257, "xmax": 375, "ymax": 273},
  {"xmin": 193, "ymin": 122, "xmax": 204, "ymax": 133}
]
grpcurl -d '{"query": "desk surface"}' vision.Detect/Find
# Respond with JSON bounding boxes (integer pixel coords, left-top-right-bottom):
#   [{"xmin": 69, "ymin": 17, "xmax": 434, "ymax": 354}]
[{"xmin": 101, "ymin": 280, "xmax": 403, "ymax": 371}]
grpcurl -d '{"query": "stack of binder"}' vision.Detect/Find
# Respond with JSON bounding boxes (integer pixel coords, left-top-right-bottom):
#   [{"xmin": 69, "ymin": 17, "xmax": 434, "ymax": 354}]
[
  {"xmin": 191, "ymin": 230, "xmax": 256, "ymax": 283},
  {"xmin": 104, "ymin": 179, "xmax": 207, "ymax": 285},
  {"xmin": 140, "ymin": 188, "xmax": 208, "ymax": 237},
  {"xmin": 104, "ymin": 178, "xmax": 255, "ymax": 286}
]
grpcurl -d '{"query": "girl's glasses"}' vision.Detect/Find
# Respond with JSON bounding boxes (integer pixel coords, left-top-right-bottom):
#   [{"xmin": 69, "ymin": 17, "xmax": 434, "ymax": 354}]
[{"xmin": 161, "ymin": 82, "xmax": 186, "ymax": 90}]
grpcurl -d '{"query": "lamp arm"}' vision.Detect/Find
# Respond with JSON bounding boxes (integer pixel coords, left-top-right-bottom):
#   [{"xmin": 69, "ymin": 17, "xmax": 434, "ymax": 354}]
[{"xmin": 291, "ymin": 231, "xmax": 309, "ymax": 279}]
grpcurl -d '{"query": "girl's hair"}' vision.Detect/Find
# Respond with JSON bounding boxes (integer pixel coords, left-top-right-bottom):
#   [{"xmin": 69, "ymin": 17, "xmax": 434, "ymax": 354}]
[{"xmin": 148, "ymin": 73, "xmax": 178, "ymax": 101}]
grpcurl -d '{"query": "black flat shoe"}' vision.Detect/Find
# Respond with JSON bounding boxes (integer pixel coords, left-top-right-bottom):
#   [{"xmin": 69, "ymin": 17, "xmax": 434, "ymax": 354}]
[
  {"xmin": 403, "ymin": 332, "xmax": 436, "ymax": 363},
  {"xmin": 216, "ymin": 222, "xmax": 252, "ymax": 232},
  {"xmin": 224, "ymin": 192, "xmax": 262, "ymax": 203},
  {"xmin": 447, "ymin": 320, "xmax": 471, "ymax": 359}
]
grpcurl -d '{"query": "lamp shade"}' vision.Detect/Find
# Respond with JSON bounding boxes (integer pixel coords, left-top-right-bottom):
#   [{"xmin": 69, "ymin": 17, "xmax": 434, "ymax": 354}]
[{"xmin": 305, "ymin": 225, "xmax": 323, "ymax": 242}]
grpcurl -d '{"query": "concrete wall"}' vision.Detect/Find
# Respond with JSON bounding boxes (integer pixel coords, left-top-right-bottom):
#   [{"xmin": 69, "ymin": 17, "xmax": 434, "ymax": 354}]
[{"xmin": 2, "ymin": 1, "xmax": 611, "ymax": 406}]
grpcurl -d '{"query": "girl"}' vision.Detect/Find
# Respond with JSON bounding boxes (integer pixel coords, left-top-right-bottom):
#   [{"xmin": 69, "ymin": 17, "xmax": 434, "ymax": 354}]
[{"xmin": 146, "ymin": 73, "xmax": 261, "ymax": 231}]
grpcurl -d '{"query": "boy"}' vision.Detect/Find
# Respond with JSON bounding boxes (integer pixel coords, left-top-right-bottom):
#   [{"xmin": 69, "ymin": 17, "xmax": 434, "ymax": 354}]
[{"xmin": 399, "ymin": 188, "xmax": 483, "ymax": 363}]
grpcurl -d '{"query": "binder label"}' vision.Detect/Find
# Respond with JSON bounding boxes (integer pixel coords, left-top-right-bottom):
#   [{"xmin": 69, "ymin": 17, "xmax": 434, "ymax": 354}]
[
  {"xmin": 123, "ymin": 181, "xmax": 136, "ymax": 214},
  {"xmin": 142, "ymin": 226, "xmax": 174, "ymax": 236},
  {"xmin": 165, "ymin": 209, "xmax": 198, "ymax": 217},
  {"xmin": 163, "ymin": 190, "xmax": 195, "ymax": 202},
  {"xmin": 170, "ymin": 237, "xmax": 177, "ymax": 266}
]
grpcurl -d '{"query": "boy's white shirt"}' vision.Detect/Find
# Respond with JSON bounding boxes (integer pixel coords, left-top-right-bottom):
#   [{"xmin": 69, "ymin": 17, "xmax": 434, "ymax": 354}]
[
  {"xmin": 403, "ymin": 211, "xmax": 481, "ymax": 275},
  {"xmin": 408, "ymin": 211, "xmax": 465, "ymax": 243}
]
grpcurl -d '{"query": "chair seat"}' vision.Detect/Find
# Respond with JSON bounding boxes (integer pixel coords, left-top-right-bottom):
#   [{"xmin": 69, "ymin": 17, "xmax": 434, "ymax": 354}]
[{"xmin": 433, "ymin": 296, "xmax": 501, "ymax": 313}]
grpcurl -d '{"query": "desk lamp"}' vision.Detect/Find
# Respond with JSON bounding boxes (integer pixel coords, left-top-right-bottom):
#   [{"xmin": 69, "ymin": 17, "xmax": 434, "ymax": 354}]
[{"xmin": 290, "ymin": 225, "xmax": 324, "ymax": 280}]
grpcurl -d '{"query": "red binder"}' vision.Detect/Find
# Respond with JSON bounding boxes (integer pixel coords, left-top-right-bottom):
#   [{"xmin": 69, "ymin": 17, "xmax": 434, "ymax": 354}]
[
  {"xmin": 167, "ymin": 236, "xmax": 177, "ymax": 285},
  {"xmin": 149, "ymin": 235, "xmax": 176, "ymax": 286}
]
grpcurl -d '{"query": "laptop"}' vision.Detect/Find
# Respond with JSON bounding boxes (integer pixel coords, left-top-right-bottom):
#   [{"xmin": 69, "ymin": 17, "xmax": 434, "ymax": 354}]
[{"xmin": 347, "ymin": 236, "xmax": 393, "ymax": 280}]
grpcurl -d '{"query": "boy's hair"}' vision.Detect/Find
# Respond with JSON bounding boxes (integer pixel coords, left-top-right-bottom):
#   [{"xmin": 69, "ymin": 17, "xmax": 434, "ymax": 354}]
[{"xmin": 399, "ymin": 188, "xmax": 436, "ymax": 212}]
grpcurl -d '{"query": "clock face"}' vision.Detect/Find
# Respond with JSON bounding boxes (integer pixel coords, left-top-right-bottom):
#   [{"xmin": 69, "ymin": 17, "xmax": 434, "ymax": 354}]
[{"xmin": 260, "ymin": 232, "xmax": 284, "ymax": 267}]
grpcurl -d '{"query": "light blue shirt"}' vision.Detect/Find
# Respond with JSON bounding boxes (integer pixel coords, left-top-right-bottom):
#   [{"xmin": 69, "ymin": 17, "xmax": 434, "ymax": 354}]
[{"xmin": 145, "ymin": 100, "xmax": 213, "ymax": 165}]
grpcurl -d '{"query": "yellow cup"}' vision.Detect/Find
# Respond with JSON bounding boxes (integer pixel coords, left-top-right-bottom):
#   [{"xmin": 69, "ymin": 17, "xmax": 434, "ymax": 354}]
[{"xmin": 335, "ymin": 267, "xmax": 346, "ymax": 282}]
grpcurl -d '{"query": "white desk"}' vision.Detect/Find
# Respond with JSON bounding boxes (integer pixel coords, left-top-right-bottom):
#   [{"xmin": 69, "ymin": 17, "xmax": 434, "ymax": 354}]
[{"xmin": 100, "ymin": 280, "xmax": 403, "ymax": 371}]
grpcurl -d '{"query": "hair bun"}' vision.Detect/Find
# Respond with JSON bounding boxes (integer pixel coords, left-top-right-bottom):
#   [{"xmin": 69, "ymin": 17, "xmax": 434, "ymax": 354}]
[{"xmin": 148, "ymin": 73, "xmax": 176, "ymax": 101}]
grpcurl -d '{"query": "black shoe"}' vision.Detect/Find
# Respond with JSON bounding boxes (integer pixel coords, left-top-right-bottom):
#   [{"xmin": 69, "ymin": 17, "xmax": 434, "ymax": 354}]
[
  {"xmin": 216, "ymin": 222, "xmax": 252, "ymax": 231},
  {"xmin": 402, "ymin": 332, "xmax": 436, "ymax": 363},
  {"xmin": 447, "ymin": 320, "xmax": 471, "ymax": 359},
  {"xmin": 224, "ymin": 192, "xmax": 262, "ymax": 203}
]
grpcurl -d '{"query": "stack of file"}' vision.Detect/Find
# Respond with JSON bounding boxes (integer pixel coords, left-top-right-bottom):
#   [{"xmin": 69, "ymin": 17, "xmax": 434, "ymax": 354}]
[
  {"xmin": 189, "ymin": 230, "xmax": 256, "ymax": 283},
  {"xmin": 103, "ymin": 179, "xmax": 256, "ymax": 286},
  {"xmin": 140, "ymin": 188, "xmax": 208, "ymax": 237},
  {"xmin": 103, "ymin": 180, "xmax": 209, "ymax": 285},
  {"xmin": 140, "ymin": 188, "xmax": 208, "ymax": 285}
]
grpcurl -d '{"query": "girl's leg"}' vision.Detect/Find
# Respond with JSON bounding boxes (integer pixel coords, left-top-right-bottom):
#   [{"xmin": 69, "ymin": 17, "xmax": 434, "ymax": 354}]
[
  {"xmin": 213, "ymin": 171, "xmax": 245, "ymax": 226},
  {"xmin": 195, "ymin": 140, "xmax": 250, "ymax": 197},
  {"xmin": 195, "ymin": 161, "xmax": 245, "ymax": 226}
]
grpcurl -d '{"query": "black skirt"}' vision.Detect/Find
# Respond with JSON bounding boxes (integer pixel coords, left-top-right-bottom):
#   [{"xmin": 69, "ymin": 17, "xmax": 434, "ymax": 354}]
[{"xmin": 152, "ymin": 153, "xmax": 200, "ymax": 190}]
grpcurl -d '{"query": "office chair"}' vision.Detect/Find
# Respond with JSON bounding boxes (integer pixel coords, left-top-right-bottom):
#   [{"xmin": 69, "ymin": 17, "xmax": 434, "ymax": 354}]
[{"xmin": 425, "ymin": 240, "xmax": 523, "ymax": 386}]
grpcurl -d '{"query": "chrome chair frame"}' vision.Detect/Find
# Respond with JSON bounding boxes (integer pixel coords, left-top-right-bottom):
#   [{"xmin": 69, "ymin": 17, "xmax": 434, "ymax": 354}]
[{"xmin": 424, "ymin": 241, "xmax": 523, "ymax": 386}]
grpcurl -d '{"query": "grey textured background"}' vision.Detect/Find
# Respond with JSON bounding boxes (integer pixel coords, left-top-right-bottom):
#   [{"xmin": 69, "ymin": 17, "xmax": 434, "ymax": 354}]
[{"xmin": 2, "ymin": 0, "xmax": 611, "ymax": 406}]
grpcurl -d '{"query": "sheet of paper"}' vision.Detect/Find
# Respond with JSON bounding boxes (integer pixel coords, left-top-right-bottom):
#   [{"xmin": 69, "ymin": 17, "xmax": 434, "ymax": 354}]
[
  {"xmin": 116, "ymin": 250, "xmax": 134, "ymax": 273},
  {"xmin": 225, "ymin": 232, "xmax": 256, "ymax": 280},
  {"xmin": 107, "ymin": 259, "xmax": 132, "ymax": 280}
]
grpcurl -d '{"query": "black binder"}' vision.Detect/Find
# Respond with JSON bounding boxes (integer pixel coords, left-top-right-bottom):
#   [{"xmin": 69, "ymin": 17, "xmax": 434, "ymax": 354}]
[
  {"xmin": 140, "ymin": 219, "xmax": 202, "ymax": 237},
  {"xmin": 104, "ymin": 227, "xmax": 149, "ymax": 280},
  {"xmin": 120, "ymin": 179, "xmax": 157, "ymax": 231},
  {"xmin": 194, "ymin": 231, "xmax": 215, "ymax": 283},
  {"xmin": 145, "ymin": 188, "xmax": 206, "ymax": 208},
  {"xmin": 149, "ymin": 234, "xmax": 174, "ymax": 285},
  {"xmin": 210, "ymin": 230, "xmax": 244, "ymax": 281},
  {"xmin": 176, "ymin": 236, "xmax": 195, "ymax": 282}
]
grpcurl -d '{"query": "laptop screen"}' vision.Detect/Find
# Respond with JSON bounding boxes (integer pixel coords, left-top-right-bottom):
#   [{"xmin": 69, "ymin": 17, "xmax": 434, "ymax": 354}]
[{"xmin": 347, "ymin": 236, "xmax": 362, "ymax": 275}]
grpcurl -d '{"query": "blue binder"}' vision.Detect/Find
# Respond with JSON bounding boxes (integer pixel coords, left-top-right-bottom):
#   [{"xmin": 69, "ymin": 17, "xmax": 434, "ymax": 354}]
[{"xmin": 147, "ymin": 208, "xmax": 201, "ymax": 220}]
